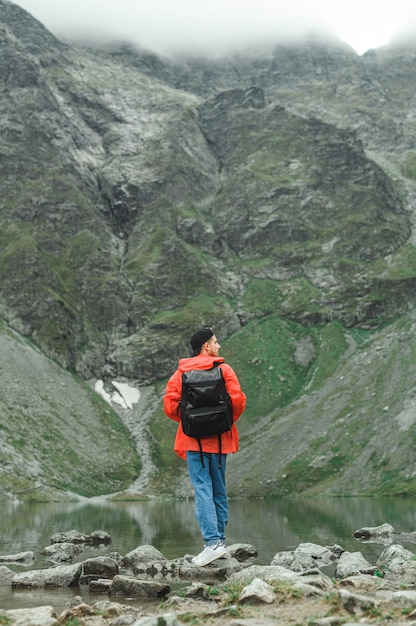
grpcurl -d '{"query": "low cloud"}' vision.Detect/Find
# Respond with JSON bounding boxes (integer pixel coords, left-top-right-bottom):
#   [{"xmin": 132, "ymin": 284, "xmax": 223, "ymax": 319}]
[
  {"xmin": 13, "ymin": 0, "xmax": 347, "ymax": 57},
  {"xmin": 12, "ymin": 0, "xmax": 416, "ymax": 57}
]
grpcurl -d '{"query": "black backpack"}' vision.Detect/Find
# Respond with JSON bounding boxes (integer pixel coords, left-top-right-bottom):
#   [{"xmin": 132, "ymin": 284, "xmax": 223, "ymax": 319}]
[{"xmin": 180, "ymin": 363, "xmax": 233, "ymax": 466}]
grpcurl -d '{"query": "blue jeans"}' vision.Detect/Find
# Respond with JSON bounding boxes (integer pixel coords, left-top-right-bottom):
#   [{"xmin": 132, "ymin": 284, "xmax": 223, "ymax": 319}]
[{"xmin": 186, "ymin": 451, "xmax": 228, "ymax": 546}]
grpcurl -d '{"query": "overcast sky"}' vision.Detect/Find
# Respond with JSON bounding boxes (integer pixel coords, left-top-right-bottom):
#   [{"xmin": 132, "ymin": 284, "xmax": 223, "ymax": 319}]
[{"xmin": 11, "ymin": 0, "xmax": 416, "ymax": 57}]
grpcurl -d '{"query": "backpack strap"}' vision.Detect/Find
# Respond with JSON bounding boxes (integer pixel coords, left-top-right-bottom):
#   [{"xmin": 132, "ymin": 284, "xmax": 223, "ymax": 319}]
[
  {"xmin": 218, "ymin": 434, "xmax": 223, "ymax": 470},
  {"xmin": 197, "ymin": 434, "xmax": 223, "ymax": 469},
  {"xmin": 196, "ymin": 438, "xmax": 204, "ymax": 467}
]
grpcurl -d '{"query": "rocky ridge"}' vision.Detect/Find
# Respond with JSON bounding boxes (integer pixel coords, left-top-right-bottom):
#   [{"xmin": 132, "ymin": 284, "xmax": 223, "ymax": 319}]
[{"xmin": 1, "ymin": 0, "xmax": 414, "ymax": 381}]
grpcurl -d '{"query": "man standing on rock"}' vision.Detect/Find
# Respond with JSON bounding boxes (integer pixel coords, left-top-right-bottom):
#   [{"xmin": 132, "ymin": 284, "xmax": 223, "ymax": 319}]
[{"xmin": 163, "ymin": 327, "xmax": 246, "ymax": 567}]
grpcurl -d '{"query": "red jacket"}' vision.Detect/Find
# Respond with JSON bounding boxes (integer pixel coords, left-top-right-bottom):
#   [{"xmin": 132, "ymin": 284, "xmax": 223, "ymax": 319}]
[{"xmin": 163, "ymin": 353, "xmax": 246, "ymax": 459}]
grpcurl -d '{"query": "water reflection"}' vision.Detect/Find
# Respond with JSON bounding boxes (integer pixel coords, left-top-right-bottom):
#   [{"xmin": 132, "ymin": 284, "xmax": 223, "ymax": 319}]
[
  {"xmin": 1, "ymin": 496, "xmax": 416, "ymax": 612},
  {"xmin": 2, "ymin": 497, "xmax": 416, "ymax": 564}
]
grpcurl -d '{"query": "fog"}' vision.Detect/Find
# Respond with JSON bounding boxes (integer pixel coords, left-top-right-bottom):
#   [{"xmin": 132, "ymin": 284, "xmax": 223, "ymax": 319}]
[{"xmin": 10, "ymin": 0, "xmax": 416, "ymax": 57}]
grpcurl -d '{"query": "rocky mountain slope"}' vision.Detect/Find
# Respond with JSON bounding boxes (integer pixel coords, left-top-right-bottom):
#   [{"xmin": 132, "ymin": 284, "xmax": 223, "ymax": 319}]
[{"xmin": 1, "ymin": 0, "xmax": 416, "ymax": 499}]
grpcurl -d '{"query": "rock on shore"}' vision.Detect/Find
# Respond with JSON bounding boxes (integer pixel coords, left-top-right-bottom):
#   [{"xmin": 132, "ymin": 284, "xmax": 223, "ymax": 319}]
[{"xmin": 2, "ymin": 524, "xmax": 416, "ymax": 624}]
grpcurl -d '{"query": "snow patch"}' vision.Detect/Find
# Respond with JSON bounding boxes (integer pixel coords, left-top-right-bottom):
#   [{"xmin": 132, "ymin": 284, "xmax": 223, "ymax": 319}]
[
  {"xmin": 112, "ymin": 381, "xmax": 141, "ymax": 409},
  {"xmin": 95, "ymin": 380, "xmax": 140, "ymax": 410}
]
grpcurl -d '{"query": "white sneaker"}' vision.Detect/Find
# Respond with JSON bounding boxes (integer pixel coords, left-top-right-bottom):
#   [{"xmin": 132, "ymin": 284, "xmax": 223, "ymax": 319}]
[{"xmin": 192, "ymin": 542, "xmax": 228, "ymax": 567}]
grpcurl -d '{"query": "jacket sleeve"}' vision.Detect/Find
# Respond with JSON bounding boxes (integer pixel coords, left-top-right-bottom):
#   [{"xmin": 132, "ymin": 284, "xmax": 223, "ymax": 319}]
[
  {"xmin": 220, "ymin": 363, "xmax": 246, "ymax": 422},
  {"xmin": 163, "ymin": 369, "xmax": 182, "ymax": 422}
]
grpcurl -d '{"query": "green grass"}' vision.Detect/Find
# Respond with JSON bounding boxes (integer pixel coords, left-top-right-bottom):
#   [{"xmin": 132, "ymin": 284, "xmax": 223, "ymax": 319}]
[
  {"xmin": 242, "ymin": 279, "xmax": 284, "ymax": 314},
  {"xmin": 150, "ymin": 294, "xmax": 231, "ymax": 330},
  {"xmin": 149, "ymin": 313, "xmax": 377, "ymax": 493},
  {"xmin": 0, "ymin": 330, "xmax": 141, "ymax": 500}
]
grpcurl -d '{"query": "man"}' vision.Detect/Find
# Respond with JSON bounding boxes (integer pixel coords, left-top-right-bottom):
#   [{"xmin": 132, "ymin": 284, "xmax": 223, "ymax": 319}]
[{"xmin": 163, "ymin": 327, "xmax": 246, "ymax": 567}]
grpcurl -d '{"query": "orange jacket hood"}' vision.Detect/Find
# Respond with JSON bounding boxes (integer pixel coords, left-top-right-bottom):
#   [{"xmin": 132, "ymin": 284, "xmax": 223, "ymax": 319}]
[{"xmin": 177, "ymin": 354, "xmax": 225, "ymax": 373}]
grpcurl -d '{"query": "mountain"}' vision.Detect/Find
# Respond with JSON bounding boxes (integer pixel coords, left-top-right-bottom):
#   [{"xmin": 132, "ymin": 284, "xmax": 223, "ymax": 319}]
[{"xmin": 1, "ymin": 0, "xmax": 416, "ymax": 499}]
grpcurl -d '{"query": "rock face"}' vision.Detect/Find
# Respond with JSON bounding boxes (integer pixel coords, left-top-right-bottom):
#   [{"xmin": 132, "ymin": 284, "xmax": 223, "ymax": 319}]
[
  {"xmin": 0, "ymin": 1, "xmax": 413, "ymax": 383},
  {"xmin": 3, "ymin": 1, "xmax": 416, "ymax": 499}
]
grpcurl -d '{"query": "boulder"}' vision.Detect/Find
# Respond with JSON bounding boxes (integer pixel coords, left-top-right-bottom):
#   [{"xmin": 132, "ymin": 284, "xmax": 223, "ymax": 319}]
[
  {"xmin": 179, "ymin": 555, "xmax": 242, "ymax": 580},
  {"xmin": 353, "ymin": 523, "xmax": 395, "ymax": 541},
  {"xmin": 271, "ymin": 542, "xmax": 337, "ymax": 571},
  {"xmin": 89, "ymin": 530, "xmax": 112, "ymax": 544},
  {"xmin": 56, "ymin": 601, "xmax": 96, "ymax": 624},
  {"xmin": 42, "ymin": 542, "xmax": 82, "ymax": 563},
  {"xmin": 227, "ymin": 543, "xmax": 258, "ymax": 562},
  {"xmin": 183, "ymin": 582, "xmax": 212, "ymax": 600},
  {"xmin": 335, "ymin": 551, "xmax": 375, "ymax": 578},
  {"xmin": 51, "ymin": 530, "xmax": 90, "ymax": 544},
  {"xmin": 239, "ymin": 577, "xmax": 276, "ymax": 604},
  {"xmin": 89, "ymin": 578, "xmax": 112, "ymax": 593},
  {"xmin": 338, "ymin": 589, "xmax": 378, "ymax": 615},
  {"xmin": 0, "ymin": 551, "xmax": 35, "ymax": 563},
  {"xmin": 109, "ymin": 574, "xmax": 170, "ymax": 598},
  {"xmin": 12, "ymin": 563, "xmax": 82, "ymax": 588},
  {"xmin": 122, "ymin": 544, "xmax": 167, "ymax": 570},
  {"xmin": 0, "ymin": 565, "xmax": 17, "ymax": 583},
  {"xmin": 79, "ymin": 556, "xmax": 119, "ymax": 584},
  {"xmin": 377, "ymin": 543, "xmax": 416, "ymax": 581},
  {"xmin": 5, "ymin": 605, "xmax": 57, "ymax": 626},
  {"xmin": 50, "ymin": 529, "xmax": 111, "ymax": 544}
]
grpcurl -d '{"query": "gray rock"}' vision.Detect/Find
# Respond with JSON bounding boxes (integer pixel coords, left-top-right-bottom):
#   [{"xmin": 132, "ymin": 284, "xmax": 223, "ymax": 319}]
[
  {"xmin": 5, "ymin": 605, "xmax": 57, "ymax": 626},
  {"xmin": 226, "ymin": 543, "xmax": 258, "ymax": 562},
  {"xmin": 180, "ymin": 555, "xmax": 242, "ymax": 580},
  {"xmin": 335, "ymin": 551, "xmax": 375, "ymax": 578},
  {"xmin": 339, "ymin": 573, "xmax": 386, "ymax": 592},
  {"xmin": 132, "ymin": 559, "xmax": 181, "ymax": 577},
  {"xmin": 90, "ymin": 530, "xmax": 112, "ymax": 544},
  {"xmin": 271, "ymin": 542, "xmax": 337, "ymax": 571},
  {"xmin": 131, "ymin": 614, "xmax": 180, "ymax": 626},
  {"xmin": 378, "ymin": 543, "xmax": 415, "ymax": 565},
  {"xmin": 292, "ymin": 581, "xmax": 327, "ymax": 597},
  {"xmin": 377, "ymin": 543, "xmax": 416, "ymax": 581},
  {"xmin": 228, "ymin": 564, "xmax": 301, "ymax": 584},
  {"xmin": 109, "ymin": 574, "xmax": 170, "ymax": 598},
  {"xmin": 91, "ymin": 600, "xmax": 135, "ymax": 618},
  {"xmin": 42, "ymin": 542, "xmax": 82, "ymax": 563},
  {"xmin": 0, "ymin": 565, "xmax": 15, "ymax": 583},
  {"xmin": 353, "ymin": 523, "xmax": 395, "ymax": 541},
  {"xmin": 54, "ymin": 600, "xmax": 96, "ymax": 624},
  {"xmin": 50, "ymin": 530, "xmax": 90, "ymax": 544},
  {"xmin": 389, "ymin": 590, "xmax": 416, "ymax": 608},
  {"xmin": 183, "ymin": 582, "xmax": 211, "ymax": 599},
  {"xmin": 50, "ymin": 529, "xmax": 111, "ymax": 544},
  {"xmin": 0, "ymin": 551, "xmax": 35, "ymax": 563},
  {"xmin": 122, "ymin": 545, "xmax": 167, "ymax": 570},
  {"xmin": 338, "ymin": 588, "xmax": 378, "ymax": 615},
  {"xmin": 80, "ymin": 556, "xmax": 119, "ymax": 584},
  {"xmin": 270, "ymin": 550, "xmax": 301, "ymax": 571},
  {"xmin": 89, "ymin": 578, "xmax": 113, "ymax": 593},
  {"xmin": 239, "ymin": 577, "xmax": 276, "ymax": 604},
  {"xmin": 297, "ymin": 571, "xmax": 334, "ymax": 593},
  {"xmin": 11, "ymin": 563, "xmax": 82, "ymax": 588}
]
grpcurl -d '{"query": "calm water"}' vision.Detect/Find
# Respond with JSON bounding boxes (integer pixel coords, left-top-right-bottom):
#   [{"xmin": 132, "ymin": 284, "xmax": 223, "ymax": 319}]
[{"xmin": 1, "ymin": 496, "xmax": 416, "ymax": 612}]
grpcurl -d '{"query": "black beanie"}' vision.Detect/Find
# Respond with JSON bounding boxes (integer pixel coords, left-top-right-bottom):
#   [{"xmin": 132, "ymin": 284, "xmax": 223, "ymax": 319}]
[{"xmin": 190, "ymin": 327, "xmax": 214, "ymax": 356}]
